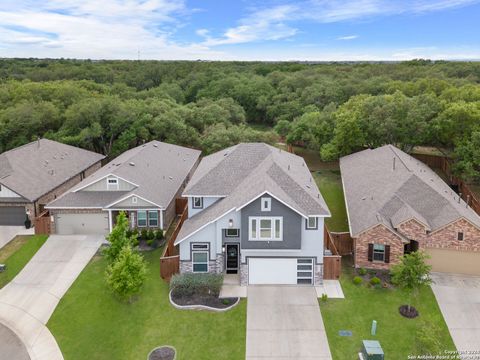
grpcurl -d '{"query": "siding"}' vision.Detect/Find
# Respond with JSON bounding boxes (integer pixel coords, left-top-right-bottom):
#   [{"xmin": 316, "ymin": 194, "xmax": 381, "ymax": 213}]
[
  {"xmin": 81, "ymin": 176, "xmax": 136, "ymax": 192},
  {"xmin": 188, "ymin": 196, "xmax": 220, "ymax": 217},
  {"xmin": 0, "ymin": 184, "xmax": 21, "ymax": 198}
]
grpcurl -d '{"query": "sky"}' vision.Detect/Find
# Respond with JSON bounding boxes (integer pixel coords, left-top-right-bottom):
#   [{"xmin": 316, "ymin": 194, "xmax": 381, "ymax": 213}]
[{"xmin": 0, "ymin": 0, "xmax": 479, "ymax": 61}]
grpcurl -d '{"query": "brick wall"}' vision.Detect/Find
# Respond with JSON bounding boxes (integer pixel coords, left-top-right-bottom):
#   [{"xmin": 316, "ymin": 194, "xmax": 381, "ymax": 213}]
[{"xmin": 355, "ymin": 224, "xmax": 405, "ymax": 270}]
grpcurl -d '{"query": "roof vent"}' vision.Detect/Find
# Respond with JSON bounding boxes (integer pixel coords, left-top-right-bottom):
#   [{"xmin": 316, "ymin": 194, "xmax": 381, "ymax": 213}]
[
  {"xmin": 306, "ymin": 185, "xmax": 311, "ymax": 189},
  {"xmin": 129, "ymin": 162, "xmax": 135, "ymax": 166},
  {"xmin": 168, "ymin": 176, "xmax": 173, "ymax": 180},
  {"xmin": 288, "ymin": 165, "xmax": 290, "ymax": 170},
  {"xmin": 317, "ymin": 194, "xmax": 320, "ymax": 198},
  {"xmin": 361, "ymin": 196, "xmax": 366, "ymax": 200},
  {"xmin": 48, "ymin": 169, "xmax": 55, "ymax": 176},
  {"xmin": 153, "ymin": 144, "xmax": 158, "ymax": 148}
]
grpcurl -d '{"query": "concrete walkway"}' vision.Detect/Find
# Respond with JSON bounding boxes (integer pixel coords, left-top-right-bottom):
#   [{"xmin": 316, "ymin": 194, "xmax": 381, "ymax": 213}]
[
  {"xmin": 430, "ymin": 272, "xmax": 480, "ymax": 355},
  {"xmin": 315, "ymin": 280, "xmax": 345, "ymax": 299},
  {"xmin": 246, "ymin": 286, "xmax": 332, "ymax": 360},
  {"xmin": 0, "ymin": 226, "xmax": 35, "ymax": 249},
  {"xmin": 0, "ymin": 235, "xmax": 104, "ymax": 360}
]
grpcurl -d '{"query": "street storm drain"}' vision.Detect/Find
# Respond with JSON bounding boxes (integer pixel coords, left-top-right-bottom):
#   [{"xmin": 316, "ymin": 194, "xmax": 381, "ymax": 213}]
[{"xmin": 339, "ymin": 330, "xmax": 352, "ymax": 336}]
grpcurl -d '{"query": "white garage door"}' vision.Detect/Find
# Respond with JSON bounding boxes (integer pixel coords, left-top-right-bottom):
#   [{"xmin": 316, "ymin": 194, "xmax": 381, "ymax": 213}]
[
  {"xmin": 249, "ymin": 258, "xmax": 299, "ymax": 285},
  {"xmin": 55, "ymin": 213, "xmax": 109, "ymax": 235}
]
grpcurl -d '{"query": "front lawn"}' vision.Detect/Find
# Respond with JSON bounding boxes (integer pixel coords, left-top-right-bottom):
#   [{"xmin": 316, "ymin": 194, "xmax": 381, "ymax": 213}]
[
  {"xmin": 0, "ymin": 235, "xmax": 48, "ymax": 288},
  {"xmin": 47, "ymin": 248, "xmax": 247, "ymax": 360},
  {"xmin": 320, "ymin": 258, "xmax": 455, "ymax": 359},
  {"xmin": 313, "ymin": 170, "xmax": 349, "ymax": 232}
]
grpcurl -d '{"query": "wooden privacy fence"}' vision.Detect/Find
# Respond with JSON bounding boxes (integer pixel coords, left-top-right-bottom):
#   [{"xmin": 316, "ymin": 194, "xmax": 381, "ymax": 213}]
[
  {"xmin": 328, "ymin": 231, "xmax": 353, "ymax": 256},
  {"xmin": 160, "ymin": 199, "xmax": 188, "ymax": 281},
  {"xmin": 323, "ymin": 225, "xmax": 342, "ymax": 280},
  {"xmin": 34, "ymin": 211, "xmax": 51, "ymax": 235}
]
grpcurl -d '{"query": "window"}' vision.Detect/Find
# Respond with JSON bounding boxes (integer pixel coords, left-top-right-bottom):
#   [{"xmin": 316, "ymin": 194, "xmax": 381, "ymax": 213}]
[
  {"xmin": 192, "ymin": 252, "xmax": 208, "ymax": 272},
  {"xmin": 107, "ymin": 177, "xmax": 119, "ymax": 190},
  {"xmin": 132, "ymin": 196, "xmax": 137, "ymax": 204},
  {"xmin": 148, "ymin": 211, "xmax": 158, "ymax": 227},
  {"xmin": 249, "ymin": 217, "xmax": 282, "ymax": 241},
  {"xmin": 192, "ymin": 197, "xmax": 203, "ymax": 209},
  {"xmin": 137, "ymin": 211, "xmax": 147, "ymax": 227},
  {"xmin": 297, "ymin": 258, "xmax": 313, "ymax": 285},
  {"xmin": 225, "ymin": 228, "xmax": 240, "ymax": 237},
  {"xmin": 261, "ymin": 197, "xmax": 271, "ymax": 211},
  {"xmin": 306, "ymin": 217, "xmax": 318, "ymax": 230},
  {"xmin": 192, "ymin": 243, "xmax": 209, "ymax": 250},
  {"xmin": 457, "ymin": 232, "xmax": 464, "ymax": 241},
  {"xmin": 373, "ymin": 244, "xmax": 385, "ymax": 262}
]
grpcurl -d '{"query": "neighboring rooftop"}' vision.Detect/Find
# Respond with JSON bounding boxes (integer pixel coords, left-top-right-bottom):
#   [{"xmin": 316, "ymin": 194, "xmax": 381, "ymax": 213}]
[
  {"xmin": 340, "ymin": 145, "xmax": 480, "ymax": 237},
  {"xmin": 0, "ymin": 139, "xmax": 105, "ymax": 202},
  {"xmin": 176, "ymin": 143, "xmax": 330, "ymax": 244},
  {"xmin": 47, "ymin": 141, "xmax": 201, "ymax": 209}
]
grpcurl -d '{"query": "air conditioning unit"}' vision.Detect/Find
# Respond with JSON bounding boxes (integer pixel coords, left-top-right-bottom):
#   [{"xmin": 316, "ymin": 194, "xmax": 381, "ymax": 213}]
[
  {"xmin": 359, "ymin": 340, "xmax": 384, "ymax": 360},
  {"xmin": 0, "ymin": 264, "xmax": 6, "ymax": 273}
]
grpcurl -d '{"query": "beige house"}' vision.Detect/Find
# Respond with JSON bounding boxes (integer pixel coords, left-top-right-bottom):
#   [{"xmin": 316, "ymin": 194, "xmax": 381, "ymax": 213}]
[
  {"xmin": 340, "ymin": 145, "xmax": 480, "ymax": 276},
  {"xmin": 0, "ymin": 139, "xmax": 104, "ymax": 226},
  {"xmin": 47, "ymin": 141, "xmax": 200, "ymax": 235}
]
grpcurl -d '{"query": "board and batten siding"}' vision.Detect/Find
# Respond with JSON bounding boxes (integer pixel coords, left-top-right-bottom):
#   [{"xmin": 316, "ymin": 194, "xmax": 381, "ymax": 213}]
[
  {"xmin": 81, "ymin": 176, "xmax": 136, "ymax": 192},
  {"xmin": 0, "ymin": 184, "xmax": 22, "ymax": 198},
  {"xmin": 187, "ymin": 196, "xmax": 220, "ymax": 217}
]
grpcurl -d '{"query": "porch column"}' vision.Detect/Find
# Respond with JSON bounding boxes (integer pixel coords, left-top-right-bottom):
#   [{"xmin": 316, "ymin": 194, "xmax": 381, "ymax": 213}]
[
  {"xmin": 160, "ymin": 209, "xmax": 164, "ymax": 230},
  {"xmin": 108, "ymin": 210, "xmax": 113, "ymax": 232}
]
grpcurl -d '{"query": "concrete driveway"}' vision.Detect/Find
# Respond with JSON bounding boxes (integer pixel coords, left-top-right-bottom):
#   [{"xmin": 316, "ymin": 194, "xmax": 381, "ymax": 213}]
[
  {"xmin": 0, "ymin": 226, "xmax": 34, "ymax": 249},
  {"xmin": 0, "ymin": 234, "xmax": 104, "ymax": 360},
  {"xmin": 430, "ymin": 273, "xmax": 480, "ymax": 353},
  {"xmin": 246, "ymin": 286, "xmax": 332, "ymax": 360}
]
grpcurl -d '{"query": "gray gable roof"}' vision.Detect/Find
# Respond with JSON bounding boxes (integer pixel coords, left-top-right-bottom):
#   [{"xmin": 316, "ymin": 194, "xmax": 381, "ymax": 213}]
[
  {"xmin": 340, "ymin": 145, "xmax": 480, "ymax": 237},
  {"xmin": 176, "ymin": 143, "xmax": 330, "ymax": 244},
  {"xmin": 0, "ymin": 139, "xmax": 104, "ymax": 202},
  {"xmin": 47, "ymin": 141, "xmax": 201, "ymax": 209}
]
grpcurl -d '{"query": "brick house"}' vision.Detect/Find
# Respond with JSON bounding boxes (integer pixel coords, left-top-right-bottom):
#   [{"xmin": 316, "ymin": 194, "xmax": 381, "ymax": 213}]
[
  {"xmin": 340, "ymin": 145, "xmax": 480, "ymax": 275},
  {"xmin": 46, "ymin": 141, "xmax": 200, "ymax": 236},
  {"xmin": 0, "ymin": 139, "xmax": 104, "ymax": 226}
]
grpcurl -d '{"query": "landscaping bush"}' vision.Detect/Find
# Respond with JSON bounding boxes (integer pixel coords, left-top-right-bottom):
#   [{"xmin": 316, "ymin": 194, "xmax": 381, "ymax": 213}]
[
  {"xmin": 353, "ymin": 276, "xmax": 363, "ymax": 285},
  {"xmin": 370, "ymin": 276, "xmax": 381, "ymax": 286},
  {"xmin": 358, "ymin": 268, "xmax": 367, "ymax": 276},
  {"xmin": 170, "ymin": 273, "xmax": 223, "ymax": 298},
  {"xmin": 155, "ymin": 230, "xmax": 164, "ymax": 241},
  {"xmin": 140, "ymin": 229, "xmax": 148, "ymax": 240},
  {"xmin": 146, "ymin": 238, "xmax": 155, "ymax": 247},
  {"xmin": 147, "ymin": 229, "xmax": 155, "ymax": 241},
  {"xmin": 321, "ymin": 293, "xmax": 328, "ymax": 302}
]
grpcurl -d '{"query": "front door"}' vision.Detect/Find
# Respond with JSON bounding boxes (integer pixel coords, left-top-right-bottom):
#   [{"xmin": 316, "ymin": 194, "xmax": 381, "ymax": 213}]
[{"xmin": 226, "ymin": 244, "xmax": 239, "ymax": 274}]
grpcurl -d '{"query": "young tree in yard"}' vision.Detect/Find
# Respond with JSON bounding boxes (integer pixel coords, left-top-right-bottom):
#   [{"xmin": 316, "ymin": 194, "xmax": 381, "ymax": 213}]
[
  {"xmin": 103, "ymin": 211, "xmax": 137, "ymax": 263},
  {"xmin": 105, "ymin": 245, "xmax": 147, "ymax": 302},
  {"xmin": 391, "ymin": 251, "xmax": 432, "ymax": 317}
]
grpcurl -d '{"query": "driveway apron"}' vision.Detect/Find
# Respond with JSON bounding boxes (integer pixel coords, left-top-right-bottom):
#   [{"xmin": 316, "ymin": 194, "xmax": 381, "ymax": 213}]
[
  {"xmin": 246, "ymin": 286, "xmax": 332, "ymax": 360},
  {"xmin": 0, "ymin": 235, "xmax": 104, "ymax": 360}
]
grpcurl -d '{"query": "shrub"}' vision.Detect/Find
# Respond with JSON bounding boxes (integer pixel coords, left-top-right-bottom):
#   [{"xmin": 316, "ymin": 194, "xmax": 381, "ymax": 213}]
[
  {"xmin": 105, "ymin": 245, "xmax": 148, "ymax": 302},
  {"xmin": 147, "ymin": 229, "xmax": 155, "ymax": 240},
  {"xmin": 170, "ymin": 273, "xmax": 223, "ymax": 298},
  {"xmin": 222, "ymin": 298, "xmax": 231, "ymax": 305},
  {"xmin": 370, "ymin": 276, "xmax": 381, "ymax": 285},
  {"xmin": 353, "ymin": 276, "xmax": 363, "ymax": 285},
  {"xmin": 321, "ymin": 293, "xmax": 328, "ymax": 302},
  {"xmin": 146, "ymin": 238, "xmax": 155, "ymax": 247},
  {"xmin": 155, "ymin": 229, "xmax": 164, "ymax": 241},
  {"xmin": 140, "ymin": 229, "xmax": 148, "ymax": 240},
  {"xmin": 358, "ymin": 268, "xmax": 367, "ymax": 276}
]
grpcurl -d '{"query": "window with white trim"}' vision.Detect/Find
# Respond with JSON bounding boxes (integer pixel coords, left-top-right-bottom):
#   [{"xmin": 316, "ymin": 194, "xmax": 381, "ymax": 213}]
[
  {"xmin": 373, "ymin": 244, "xmax": 385, "ymax": 261},
  {"xmin": 261, "ymin": 197, "xmax": 271, "ymax": 211},
  {"xmin": 249, "ymin": 216, "xmax": 282, "ymax": 241},
  {"xmin": 137, "ymin": 211, "xmax": 147, "ymax": 227},
  {"xmin": 192, "ymin": 243, "xmax": 209, "ymax": 273},
  {"xmin": 107, "ymin": 177, "xmax": 119, "ymax": 190},
  {"xmin": 148, "ymin": 211, "xmax": 158, "ymax": 227},
  {"xmin": 306, "ymin": 217, "xmax": 318, "ymax": 230},
  {"xmin": 192, "ymin": 197, "xmax": 203, "ymax": 209}
]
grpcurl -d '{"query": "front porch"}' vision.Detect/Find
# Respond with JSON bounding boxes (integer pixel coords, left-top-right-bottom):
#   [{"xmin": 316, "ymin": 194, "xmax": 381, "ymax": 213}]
[
  {"xmin": 110, "ymin": 209, "xmax": 163, "ymax": 231},
  {"xmin": 219, "ymin": 273, "xmax": 247, "ymax": 298}
]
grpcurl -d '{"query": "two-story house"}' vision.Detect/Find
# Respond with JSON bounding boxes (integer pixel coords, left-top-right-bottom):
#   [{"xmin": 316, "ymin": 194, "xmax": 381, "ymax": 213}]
[
  {"xmin": 46, "ymin": 141, "xmax": 200, "ymax": 235},
  {"xmin": 175, "ymin": 143, "xmax": 331, "ymax": 286}
]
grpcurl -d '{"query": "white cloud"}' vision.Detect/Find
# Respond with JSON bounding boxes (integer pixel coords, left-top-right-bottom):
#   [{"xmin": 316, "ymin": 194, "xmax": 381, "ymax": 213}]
[{"xmin": 337, "ymin": 35, "xmax": 359, "ymax": 40}]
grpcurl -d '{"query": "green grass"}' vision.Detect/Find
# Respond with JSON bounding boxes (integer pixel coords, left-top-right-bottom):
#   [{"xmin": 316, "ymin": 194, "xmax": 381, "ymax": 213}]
[
  {"xmin": 0, "ymin": 235, "xmax": 48, "ymax": 288},
  {"xmin": 320, "ymin": 259, "xmax": 455, "ymax": 359},
  {"xmin": 313, "ymin": 170, "xmax": 349, "ymax": 232},
  {"xmin": 47, "ymin": 248, "xmax": 247, "ymax": 360}
]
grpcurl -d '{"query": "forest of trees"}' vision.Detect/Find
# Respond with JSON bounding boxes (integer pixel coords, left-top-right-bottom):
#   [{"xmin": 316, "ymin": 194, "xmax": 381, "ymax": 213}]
[{"xmin": 1, "ymin": 59, "xmax": 480, "ymax": 180}]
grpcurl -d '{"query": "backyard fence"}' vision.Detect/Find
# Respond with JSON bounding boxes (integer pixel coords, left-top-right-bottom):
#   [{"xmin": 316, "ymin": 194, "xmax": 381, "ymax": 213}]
[
  {"xmin": 328, "ymin": 231, "xmax": 353, "ymax": 256},
  {"xmin": 34, "ymin": 211, "xmax": 51, "ymax": 235},
  {"xmin": 323, "ymin": 225, "xmax": 342, "ymax": 280}
]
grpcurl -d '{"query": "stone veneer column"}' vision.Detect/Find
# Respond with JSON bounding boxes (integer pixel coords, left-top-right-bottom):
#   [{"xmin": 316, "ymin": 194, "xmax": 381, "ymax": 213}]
[
  {"xmin": 215, "ymin": 254, "xmax": 224, "ymax": 273},
  {"xmin": 314, "ymin": 264, "xmax": 323, "ymax": 285},
  {"xmin": 240, "ymin": 264, "xmax": 248, "ymax": 285},
  {"xmin": 179, "ymin": 261, "xmax": 193, "ymax": 273}
]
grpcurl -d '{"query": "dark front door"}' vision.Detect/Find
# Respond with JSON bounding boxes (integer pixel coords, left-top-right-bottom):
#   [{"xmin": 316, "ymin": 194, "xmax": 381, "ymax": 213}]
[{"xmin": 226, "ymin": 244, "xmax": 239, "ymax": 274}]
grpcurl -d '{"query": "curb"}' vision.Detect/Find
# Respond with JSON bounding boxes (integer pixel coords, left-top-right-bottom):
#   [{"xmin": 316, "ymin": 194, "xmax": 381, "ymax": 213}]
[{"xmin": 168, "ymin": 290, "xmax": 240, "ymax": 312}]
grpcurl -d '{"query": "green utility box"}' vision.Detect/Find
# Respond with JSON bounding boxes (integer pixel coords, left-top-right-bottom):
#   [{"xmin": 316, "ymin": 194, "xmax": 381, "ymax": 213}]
[{"xmin": 360, "ymin": 340, "xmax": 384, "ymax": 360}]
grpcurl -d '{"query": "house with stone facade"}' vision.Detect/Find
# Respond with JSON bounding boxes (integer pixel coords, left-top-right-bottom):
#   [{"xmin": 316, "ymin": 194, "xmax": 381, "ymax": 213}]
[
  {"xmin": 174, "ymin": 143, "xmax": 331, "ymax": 286},
  {"xmin": 46, "ymin": 141, "xmax": 200, "ymax": 236},
  {"xmin": 340, "ymin": 145, "xmax": 480, "ymax": 276},
  {"xmin": 0, "ymin": 139, "xmax": 104, "ymax": 226}
]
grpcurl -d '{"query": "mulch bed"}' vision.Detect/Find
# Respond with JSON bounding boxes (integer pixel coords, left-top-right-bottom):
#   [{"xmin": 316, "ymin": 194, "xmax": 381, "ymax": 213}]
[
  {"xmin": 399, "ymin": 305, "xmax": 419, "ymax": 318},
  {"xmin": 171, "ymin": 292, "xmax": 237, "ymax": 309},
  {"xmin": 355, "ymin": 268, "xmax": 393, "ymax": 288},
  {"xmin": 149, "ymin": 346, "xmax": 175, "ymax": 360}
]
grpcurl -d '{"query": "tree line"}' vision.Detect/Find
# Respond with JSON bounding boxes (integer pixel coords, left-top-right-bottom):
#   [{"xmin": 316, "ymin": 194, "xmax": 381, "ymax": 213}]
[{"xmin": 1, "ymin": 59, "xmax": 479, "ymax": 179}]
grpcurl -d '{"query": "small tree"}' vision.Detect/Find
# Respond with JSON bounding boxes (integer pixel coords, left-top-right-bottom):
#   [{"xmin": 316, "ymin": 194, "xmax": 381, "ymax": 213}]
[
  {"xmin": 391, "ymin": 250, "xmax": 432, "ymax": 315},
  {"xmin": 103, "ymin": 211, "xmax": 137, "ymax": 263},
  {"xmin": 105, "ymin": 245, "xmax": 147, "ymax": 302}
]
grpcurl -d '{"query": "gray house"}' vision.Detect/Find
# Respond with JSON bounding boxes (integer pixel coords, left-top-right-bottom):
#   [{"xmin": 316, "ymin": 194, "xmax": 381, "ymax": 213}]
[
  {"xmin": 46, "ymin": 141, "xmax": 201, "ymax": 235},
  {"xmin": 0, "ymin": 139, "xmax": 104, "ymax": 226},
  {"xmin": 175, "ymin": 143, "xmax": 331, "ymax": 285}
]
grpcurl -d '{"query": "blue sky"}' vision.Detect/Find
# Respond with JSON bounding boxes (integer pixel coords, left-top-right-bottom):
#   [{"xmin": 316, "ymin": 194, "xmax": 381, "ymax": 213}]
[{"xmin": 0, "ymin": 0, "xmax": 479, "ymax": 60}]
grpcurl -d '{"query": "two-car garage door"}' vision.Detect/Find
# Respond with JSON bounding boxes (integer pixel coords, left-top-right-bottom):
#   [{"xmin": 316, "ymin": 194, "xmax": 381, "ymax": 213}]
[
  {"xmin": 248, "ymin": 258, "xmax": 314, "ymax": 285},
  {"xmin": 55, "ymin": 213, "xmax": 109, "ymax": 235}
]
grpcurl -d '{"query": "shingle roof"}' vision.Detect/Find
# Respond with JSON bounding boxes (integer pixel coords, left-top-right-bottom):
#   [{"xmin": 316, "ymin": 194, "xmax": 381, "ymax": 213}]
[
  {"xmin": 47, "ymin": 141, "xmax": 201, "ymax": 209},
  {"xmin": 176, "ymin": 143, "xmax": 330, "ymax": 244},
  {"xmin": 0, "ymin": 139, "xmax": 105, "ymax": 202},
  {"xmin": 340, "ymin": 145, "xmax": 480, "ymax": 237}
]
